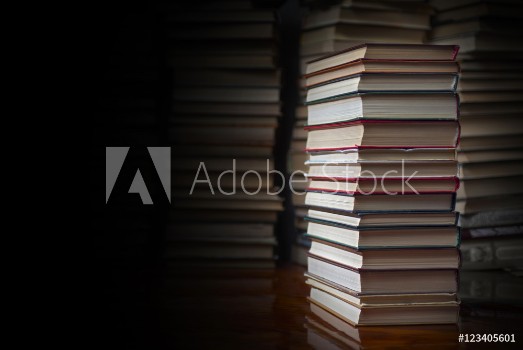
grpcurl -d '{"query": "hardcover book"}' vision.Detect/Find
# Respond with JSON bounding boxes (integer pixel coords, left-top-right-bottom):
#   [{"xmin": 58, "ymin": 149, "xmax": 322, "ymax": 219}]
[
  {"xmin": 307, "ymin": 256, "xmax": 459, "ymax": 294},
  {"xmin": 305, "ymin": 218, "xmax": 461, "ymax": 248},
  {"xmin": 305, "ymin": 120, "xmax": 461, "ymax": 150},
  {"xmin": 306, "ymin": 43, "xmax": 459, "ymax": 74}
]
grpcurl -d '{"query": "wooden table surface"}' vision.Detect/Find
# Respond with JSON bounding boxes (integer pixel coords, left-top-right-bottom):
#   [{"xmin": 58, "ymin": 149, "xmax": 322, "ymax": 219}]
[{"xmin": 104, "ymin": 264, "xmax": 522, "ymax": 349}]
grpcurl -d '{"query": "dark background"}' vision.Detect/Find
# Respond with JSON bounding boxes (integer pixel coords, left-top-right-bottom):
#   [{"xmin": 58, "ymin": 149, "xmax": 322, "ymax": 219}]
[{"xmin": 88, "ymin": 1, "xmax": 299, "ymax": 345}]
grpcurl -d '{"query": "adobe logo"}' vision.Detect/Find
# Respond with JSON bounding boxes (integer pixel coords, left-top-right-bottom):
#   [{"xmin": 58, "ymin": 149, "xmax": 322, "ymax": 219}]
[{"xmin": 105, "ymin": 147, "xmax": 171, "ymax": 204}]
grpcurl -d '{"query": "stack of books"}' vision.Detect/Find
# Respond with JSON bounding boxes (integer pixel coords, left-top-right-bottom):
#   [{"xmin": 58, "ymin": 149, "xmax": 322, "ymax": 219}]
[
  {"xmin": 291, "ymin": 0, "xmax": 433, "ymax": 265},
  {"xmin": 430, "ymin": 0, "xmax": 523, "ymax": 271},
  {"xmin": 165, "ymin": 1, "xmax": 283, "ymax": 268},
  {"xmin": 302, "ymin": 43, "xmax": 461, "ymax": 325}
]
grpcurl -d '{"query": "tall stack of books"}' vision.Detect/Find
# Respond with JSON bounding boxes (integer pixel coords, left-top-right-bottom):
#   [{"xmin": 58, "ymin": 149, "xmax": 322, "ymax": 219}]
[
  {"xmin": 430, "ymin": 0, "xmax": 523, "ymax": 272},
  {"xmin": 302, "ymin": 43, "xmax": 461, "ymax": 325},
  {"xmin": 165, "ymin": 1, "xmax": 283, "ymax": 268},
  {"xmin": 291, "ymin": 0, "xmax": 433, "ymax": 265}
]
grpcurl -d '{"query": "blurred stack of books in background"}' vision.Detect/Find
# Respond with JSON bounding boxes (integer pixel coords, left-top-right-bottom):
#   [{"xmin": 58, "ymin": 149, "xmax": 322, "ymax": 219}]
[
  {"xmin": 430, "ymin": 0, "xmax": 523, "ymax": 273},
  {"xmin": 300, "ymin": 0, "xmax": 432, "ymax": 70},
  {"xmin": 302, "ymin": 43, "xmax": 461, "ymax": 325},
  {"xmin": 166, "ymin": 0, "xmax": 284, "ymax": 269}
]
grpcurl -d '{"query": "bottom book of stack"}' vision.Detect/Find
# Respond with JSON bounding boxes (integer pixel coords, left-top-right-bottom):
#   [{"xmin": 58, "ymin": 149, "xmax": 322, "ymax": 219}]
[
  {"xmin": 306, "ymin": 270, "xmax": 460, "ymax": 326},
  {"xmin": 305, "ymin": 301, "xmax": 459, "ymax": 349}
]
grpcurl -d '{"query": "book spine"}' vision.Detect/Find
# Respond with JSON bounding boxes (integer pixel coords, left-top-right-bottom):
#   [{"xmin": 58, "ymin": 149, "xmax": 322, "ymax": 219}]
[
  {"xmin": 306, "ymin": 145, "xmax": 460, "ymax": 152},
  {"xmin": 307, "ymin": 187, "xmax": 458, "ymax": 195},
  {"xmin": 450, "ymin": 193, "xmax": 457, "ymax": 212},
  {"xmin": 455, "ymin": 119, "xmax": 461, "ymax": 148},
  {"xmin": 453, "ymin": 176, "xmax": 460, "ymax": 192},
  {"xmin": 451, "ymin": 45, "xmax": 460, "ymax": 60},
  {"xmin": 455, "ymin": 268, "xmax": 461, "ymax": 295},
  {"xmin": 451, "ymin": 75, "xmax": 459, "ymax": 91},
  {"xmin": 308, "ymin": 176, "xmax": 459, "ymax": 181},
  {"xmin": 455, "ymin": 93, "xmax": 461, "ymax": 119}
]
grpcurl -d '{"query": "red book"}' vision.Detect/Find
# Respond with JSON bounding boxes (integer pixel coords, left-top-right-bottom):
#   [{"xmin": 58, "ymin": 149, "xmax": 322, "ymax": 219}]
[{"xmin": 307, "ymin": 177, "xmax": 460, "ymax": 195}]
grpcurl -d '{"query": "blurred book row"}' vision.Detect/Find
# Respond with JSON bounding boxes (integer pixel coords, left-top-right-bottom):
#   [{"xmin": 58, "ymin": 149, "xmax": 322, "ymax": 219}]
[{"xmin": 167, "ymin": 1, "xmax": 284, "ymax": 269}]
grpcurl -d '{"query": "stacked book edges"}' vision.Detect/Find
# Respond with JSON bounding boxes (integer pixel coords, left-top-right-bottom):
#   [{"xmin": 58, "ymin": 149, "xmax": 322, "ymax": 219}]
[{"xmin": 303, "ymin": 43, "xmax": 461, "ymax": 326}]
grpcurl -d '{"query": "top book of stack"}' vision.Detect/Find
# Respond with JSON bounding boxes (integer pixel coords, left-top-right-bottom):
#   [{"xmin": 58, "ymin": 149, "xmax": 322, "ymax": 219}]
[
  {"xmin": 305, "ymin": 43, "xmax": 459, "ymax": 75},
  {"xmin": 304, "ymin": 44, "xmax": 460, "ymax": 130}
]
